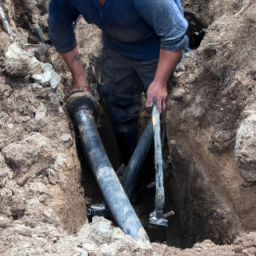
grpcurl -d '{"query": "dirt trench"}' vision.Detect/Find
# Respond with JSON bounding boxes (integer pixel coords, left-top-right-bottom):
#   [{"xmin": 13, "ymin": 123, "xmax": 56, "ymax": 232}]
[{"xmin": 1, "ymin": 0, "xmax": 256, "ymax": 255}]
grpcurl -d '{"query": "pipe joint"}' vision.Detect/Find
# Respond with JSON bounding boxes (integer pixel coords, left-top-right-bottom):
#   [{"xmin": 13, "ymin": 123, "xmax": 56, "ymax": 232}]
[{"xmin": 65, "ymin": 91, "xmax": 100, "ymax": 121}]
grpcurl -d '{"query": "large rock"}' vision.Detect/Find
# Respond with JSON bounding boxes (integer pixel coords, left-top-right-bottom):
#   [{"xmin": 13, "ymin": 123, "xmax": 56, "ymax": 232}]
[
  {"xmin": 4, "ymin": 42, "xmax": 61, "ymax": 88},
  {"xmin": 166, "ymin": 0, "xmax": 256, "ymax": 247},
  {"xmin": 235, "ymin": 114, "xmax": 256, "ymax": 182},
  {"xmin": 0, "ymin": 32, "xmax": 10, "ymax": 70}
]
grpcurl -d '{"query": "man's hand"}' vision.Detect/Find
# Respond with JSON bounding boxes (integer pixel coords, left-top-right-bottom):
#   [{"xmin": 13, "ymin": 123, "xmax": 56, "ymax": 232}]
[
  {"xmin": 146, "ymin": 49, "xmax": 182, "ymax": 113},
  {"xmin": 146, "ymin": 80, "xmax": 167, "ymax": 113}
]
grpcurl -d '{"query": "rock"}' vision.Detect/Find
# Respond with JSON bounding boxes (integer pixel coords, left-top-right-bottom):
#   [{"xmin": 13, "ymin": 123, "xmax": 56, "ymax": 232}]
[
  {"xmin": 32, "ymin": 62, "xmax": 61, "ymax": 89},
  {"xmin": 50, "ymin": 71, "xmax": 61, "ymax": 89},
  {"xmin": 0, "ymin": 77, "xmax": 13, "ymax": 100},
  {"xmin": 4, "ymin": 42, "xmax": 61, "ymax": 88},
  {"xmin": 0, "ymin": 31, "xmax": 11, "ymax": 67},
  {"xmin": 7, "ymin": 123, "xmax": 14, "ymax": 129},
  {"xmin": 1, "ymin": 133, "xmax": 55, "ymax": 178},
  {"xmin": 35, "ymin": 103, "xmax": 47, "ymax": 126},
  {"xmin": 60, "ymin": 133, "xmax": 72, "ymax": 142},
  {"xmin": 32, "ymin": 83, "xmax": 43, "ymax": 89},
  {"xmin": 5, "ymin": 42, "xmax": 31, "ymax": 77},
  {"xmin": 235, "ymin": 114, "xmax": 256, "ymax": 182},
  {"xmin": 0, "ymin": 215, "xmax": 12, "ymax": 228},
  {"xmin": 53, "ymin": 153, "xmax": 67, "ymax": 172},
  {"xmin": 46, "ymin": 169, "xmax": 58, "ymax": 185}
]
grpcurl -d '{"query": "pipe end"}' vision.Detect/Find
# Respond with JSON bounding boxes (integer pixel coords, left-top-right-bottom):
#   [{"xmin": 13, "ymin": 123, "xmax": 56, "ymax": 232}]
[{"xmin": 65, "ymin": 91, "xmax": 100, "ymax": 121}]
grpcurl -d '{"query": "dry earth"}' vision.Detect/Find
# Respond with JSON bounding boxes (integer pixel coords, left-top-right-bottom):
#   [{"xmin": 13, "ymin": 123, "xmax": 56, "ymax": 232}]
[{"xmin": 165, "ymin": 0, "xmax": 256, "ymax": 248}]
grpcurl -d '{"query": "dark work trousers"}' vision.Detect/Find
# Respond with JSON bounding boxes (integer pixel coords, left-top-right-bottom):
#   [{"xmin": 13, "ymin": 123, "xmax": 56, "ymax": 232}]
[{"xmin": 97, "ymin": 48, "xmax": 172, "ymax": 165}]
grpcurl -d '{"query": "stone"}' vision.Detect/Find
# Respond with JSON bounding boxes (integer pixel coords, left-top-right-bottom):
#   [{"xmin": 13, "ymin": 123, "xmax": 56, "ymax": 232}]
[
  {"xmin": 53, "ymin": 153, "xmax": 67, "ymax": 172},
  {"xmin": 35, "ymin": 103, "xmax": 47, "ymax": 126},
  {"xmin": 1, "ymin": 133, "xmax": 55, "ymax": 178},
  {"xmin": 0, "ymin": 82, "xmax": 13, "ymax": 100},
  {"xmin": 5, "ymin": 42, "xmax": 31, "ymax": 77},
  {"xmin": 32, "ymin": 83, "xmax": 43, "ymax": 89},
  {"xmin": 60, "ymin": 133, "xmax": 72, "ymax": 142},
  {"xmin": 235, "ymin": 114, "xmax": 256, "ymax": 182},
  {"xmin": 32, "ymin": 62, "xmax": 61, "ymax": 89}
]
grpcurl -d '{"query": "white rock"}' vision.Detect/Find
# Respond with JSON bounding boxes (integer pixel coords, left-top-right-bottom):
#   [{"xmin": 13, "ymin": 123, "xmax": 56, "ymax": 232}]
[
  {"xmin": 5, "ymin": 43, "xmax": 32, "ymax": 77},
  {"xmin": 32, "ymin": 74, "xmax": 43, "ymax": 81},
  {"xmin": 111, "ymin": 227, "xmax": 126, "ymax": 242},
  {"xmin": 60, "ymin": 133, "xmax": 72, "ymax": 142},
  {"xmin": 0, "ymin": 216, "xmax": 12, "ymax": 228},
  {"xmin": 50, "ymin": 71, "xmax": 61, "ymax": 89},
  {"xmin": 7, "ymin": 123, "xmax": 14, "ymax": 129},
  {"xmin": 58, "ymin": 106, "xmax": 64, "ymax": 113},
  {"xmin": 35, "ymin": 103, "xmax": 47, "ymax": 125},
  {"xmin": 5, "ymin": 43, "xmax": 61, "ymax": 87},
  {"xmin": 32, "ymin": 83, "xmax": 43, "ymax": 89},
  {"xmin": 32, "ymin": 62, "xmax": 61, "ymax": 89},
  {"xmin": 53, "ymin": 153, "xmax": 67, "ymax": 171},
  {"xmin": 235, "ymin": 113, "xmax": 256, "ymax": 182}
]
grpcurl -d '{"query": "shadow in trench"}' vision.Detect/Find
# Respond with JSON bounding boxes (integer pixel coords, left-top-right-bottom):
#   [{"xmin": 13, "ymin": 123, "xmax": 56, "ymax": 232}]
[{"xmin": 185, "ymin": 12, "xmax": 207, "ymax": 50}]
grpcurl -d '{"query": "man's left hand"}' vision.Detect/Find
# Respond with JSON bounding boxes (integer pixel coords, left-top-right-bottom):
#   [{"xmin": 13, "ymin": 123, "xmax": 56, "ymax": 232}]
[
  {"xmin": 146, "ymin": 80, "xmax": 167, "ymax": 113},
  {"xmin": 146, "ymin": 49, "xmax": 182, "ymax": 113}
]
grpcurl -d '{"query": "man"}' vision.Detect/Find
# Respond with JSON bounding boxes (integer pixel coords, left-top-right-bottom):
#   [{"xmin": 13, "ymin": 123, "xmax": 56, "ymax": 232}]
[{"xmin": 48, "ymin": 0, "xmax": 188, "ymax": 164}]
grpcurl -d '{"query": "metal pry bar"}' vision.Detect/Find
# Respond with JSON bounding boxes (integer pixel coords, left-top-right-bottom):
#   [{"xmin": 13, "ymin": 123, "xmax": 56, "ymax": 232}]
[
  {"xmin": 149, "ymin": 104, "xmax": 168, "ymax": 227},
  {"xmin": 0, "ymin": 3, "xmax": 17, "ymax": 40}
]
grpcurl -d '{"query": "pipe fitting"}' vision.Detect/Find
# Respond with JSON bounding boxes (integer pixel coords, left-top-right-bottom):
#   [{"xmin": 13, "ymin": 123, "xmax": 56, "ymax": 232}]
[{"xmin": 65, "ymin": 91, "xmax": 100, "ymax": 121}]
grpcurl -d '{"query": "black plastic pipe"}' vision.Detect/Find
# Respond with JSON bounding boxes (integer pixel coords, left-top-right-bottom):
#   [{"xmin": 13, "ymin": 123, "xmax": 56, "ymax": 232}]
[
  {"xmin": 75, "ymin": 108, "xmax": 150, "ymax": 243},
  {"xmin": 122, "ymin": 119, "xmax": 154, "ymax": 199}
]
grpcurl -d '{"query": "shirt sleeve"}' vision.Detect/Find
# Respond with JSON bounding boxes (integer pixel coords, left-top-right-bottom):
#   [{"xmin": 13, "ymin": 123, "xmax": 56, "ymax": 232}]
[
  {"xmin": 48, "ymin": 0, "xmax": 80, "ymax": 53},
  {"xmin": 132, "ymin": 0, "xmax": 188, "ymax": 52}
]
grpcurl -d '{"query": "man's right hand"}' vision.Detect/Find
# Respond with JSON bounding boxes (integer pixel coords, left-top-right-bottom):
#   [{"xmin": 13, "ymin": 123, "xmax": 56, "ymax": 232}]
[{"xmin": 64, "ymin": 84, "xmax": 89, "ymax": 101}]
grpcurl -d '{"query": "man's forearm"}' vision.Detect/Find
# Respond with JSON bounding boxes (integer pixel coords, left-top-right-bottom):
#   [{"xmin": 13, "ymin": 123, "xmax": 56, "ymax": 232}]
[
  {"xmin": 154, "ymin": 49, "xmax": 182, "ymax": 85},
  {"xmin": 60, "ymin": 47, "xmax": 89, "ymax": 89}
]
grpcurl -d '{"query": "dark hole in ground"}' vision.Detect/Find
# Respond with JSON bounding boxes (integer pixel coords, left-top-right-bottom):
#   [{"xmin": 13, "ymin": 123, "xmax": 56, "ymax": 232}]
[
  {"xmin": 11, "ymin": 208, "xmax": 25, "ymax": 221},
  {"xmin": 12, "ymin": 214, "xmax": 19, "ymax": 221},
  {"xmin": 184, "ymin": 12, "xmax": 207, "ymax": 50}
]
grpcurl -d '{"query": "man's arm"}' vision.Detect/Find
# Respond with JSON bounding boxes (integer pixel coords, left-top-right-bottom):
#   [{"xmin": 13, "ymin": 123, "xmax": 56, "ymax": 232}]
[
  {"xmin": 133, "ymin": 0, "xmax": 188, "ymax": 112},
  {"xmin": 60, "ymin": 47, "xmax": 89, "ymax": 94},
  {"xmin": 48, "ymin": 0, "xmax": 87, "ymax": 96},
  {"xmin": 146, "ymin": 49, "xmax": 182, "ymax": 112}
]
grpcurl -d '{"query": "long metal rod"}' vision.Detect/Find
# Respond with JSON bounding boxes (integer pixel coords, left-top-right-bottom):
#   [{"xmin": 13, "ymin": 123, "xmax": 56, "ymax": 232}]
[
  {"xmin": 149, "ymin": 104, "xmax": 168, "ymax": 227},
  {"xmin": 122, "ymin": 119, "xmax": 154, "ymax": 199},
  {"xmin": 0, "ymin": 3, "xmax": 17, "ymax": 39},
  {"xmin": 76, "ymin": 109, "xmax": 150, "ymax": 243},
  {"xmin": 152, "ymin": 104, "xmax": 165, "ymax": 218}
]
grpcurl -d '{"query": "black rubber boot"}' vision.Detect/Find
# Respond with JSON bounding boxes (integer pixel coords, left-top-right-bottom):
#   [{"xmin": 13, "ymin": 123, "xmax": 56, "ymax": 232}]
[{"xmin": 113, "ymin": 118, "xmax": 138, "ymax": 166}]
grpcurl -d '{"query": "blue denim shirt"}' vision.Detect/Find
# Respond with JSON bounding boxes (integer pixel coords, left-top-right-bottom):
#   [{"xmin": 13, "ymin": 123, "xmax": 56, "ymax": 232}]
[{"xmin": 48, "ymin": 0, "xmax": 188, "ymax": 59}]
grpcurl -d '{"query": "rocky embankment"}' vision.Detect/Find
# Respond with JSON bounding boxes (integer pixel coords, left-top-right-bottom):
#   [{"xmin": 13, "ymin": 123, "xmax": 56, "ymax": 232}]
[{"xmin": 0, "ymin": 0, "xmax": 256, "ymax": 255}]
